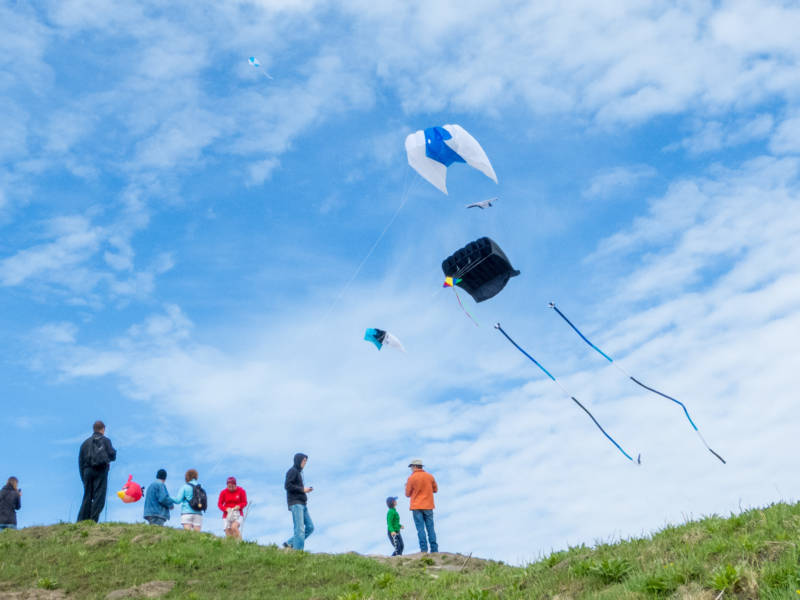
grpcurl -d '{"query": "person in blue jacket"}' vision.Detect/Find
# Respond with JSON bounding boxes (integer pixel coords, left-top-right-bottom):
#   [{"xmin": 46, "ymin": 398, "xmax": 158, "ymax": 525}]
[
  {"xmin": 143, "ymin": 469, "xmax": 174, "ymax": 526},
  {"xmin": 170, "ymin": 469, "xmax": 203, "ymax": 531}
]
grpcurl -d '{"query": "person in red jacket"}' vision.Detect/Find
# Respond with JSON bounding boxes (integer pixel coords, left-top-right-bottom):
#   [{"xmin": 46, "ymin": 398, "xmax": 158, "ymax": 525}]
[
  {"xmin": 218, "ymin": 476, "xmax": 248, "ymax": 539},
  {"xmin": 405, "ymin": 459, "xmax": 438, "ymax": 553}
]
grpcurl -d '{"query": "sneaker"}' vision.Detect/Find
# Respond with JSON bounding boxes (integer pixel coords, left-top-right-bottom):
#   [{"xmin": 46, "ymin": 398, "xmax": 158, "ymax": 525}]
[{"xmin": 282, "ymin": 542, "xmax": 291, "ymax": 548}]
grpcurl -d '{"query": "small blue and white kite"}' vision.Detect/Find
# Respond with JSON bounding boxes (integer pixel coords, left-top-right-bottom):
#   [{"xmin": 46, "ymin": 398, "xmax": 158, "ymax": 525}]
[
  {"xmin": 248, "ymin": 56, "xmax": 273, "ymax": 80},
  {"xmin": 405, "ymin": 125, "xmax": 497, "ymax": 194},
  {"xmin": 364, "ymin": 328, "xmax": 405, "ymax": 352}
]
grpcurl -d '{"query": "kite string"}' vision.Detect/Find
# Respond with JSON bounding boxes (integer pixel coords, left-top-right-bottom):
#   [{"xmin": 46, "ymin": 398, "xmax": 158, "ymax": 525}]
[
  {"xmin": 322, "ymin": 169, "xmax": 414, "ymax": 320},
  {"xmin": 494, "ymin": 322, "xmax": 640, "ymax": 464},
  {"xmin": 452, "ymin": 288, "xmax": 479, "ymax": 327},
  {"xmin": 548, "ymin": 303, "xmax": 725, "ymax": 464}
]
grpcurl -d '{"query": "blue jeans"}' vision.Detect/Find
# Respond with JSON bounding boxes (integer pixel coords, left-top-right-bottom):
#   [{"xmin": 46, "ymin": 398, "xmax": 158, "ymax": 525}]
[
  {"xmin": 144, "ymin": 516, "xmax": 166, "ymax": 526},
  {"xmin": 286, "ymin": 504, "xmax": 314, "ymax": 550},
  {"xmin": 0, "ymin": 524, "xmax": 16, "ymax": 530},
  {"xmin": 411, "ymin": 509, "xmax": 437, "ymax": 552}
]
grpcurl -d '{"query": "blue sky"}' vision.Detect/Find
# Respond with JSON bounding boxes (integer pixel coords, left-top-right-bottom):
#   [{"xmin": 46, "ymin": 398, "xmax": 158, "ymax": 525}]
[{"xmin": 2, "ymin": 0, "xmax": 800, "ymax": 563}]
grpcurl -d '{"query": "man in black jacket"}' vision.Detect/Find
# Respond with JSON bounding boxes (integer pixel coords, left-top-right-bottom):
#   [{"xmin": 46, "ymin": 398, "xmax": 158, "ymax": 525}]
[
  {"xmin": 283, "ymin": 452, "xmax": 314, "ymax": 550},
  {"xmin": 0, "ymin": 476, "xmax": 21, "ymax": 529},
  {"xmin": 77, "ymin": 420, "xmax": 117, "ymax": 522}
]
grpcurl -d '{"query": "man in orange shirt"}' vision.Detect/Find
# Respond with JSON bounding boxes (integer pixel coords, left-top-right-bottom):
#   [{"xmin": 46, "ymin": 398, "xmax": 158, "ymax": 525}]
[{"xmin": 405, "ymin": 458, "xmax": 438, "ymax": 553}]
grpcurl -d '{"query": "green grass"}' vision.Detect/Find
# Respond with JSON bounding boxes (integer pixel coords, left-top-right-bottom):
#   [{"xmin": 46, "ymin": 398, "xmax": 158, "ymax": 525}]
[{"xmin": 2, "ymin": 502, "xmax": 800, "ymax": 598}]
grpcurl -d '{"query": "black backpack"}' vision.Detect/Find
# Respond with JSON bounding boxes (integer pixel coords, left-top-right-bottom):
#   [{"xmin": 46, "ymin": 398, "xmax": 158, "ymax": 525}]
[
  {"xmin": 188, "ymin": 483, "xmax": 208, "ymax": 512},
  {"xmin": 88, "ymin": 437, "xmax": 110, "ymax": 467}
]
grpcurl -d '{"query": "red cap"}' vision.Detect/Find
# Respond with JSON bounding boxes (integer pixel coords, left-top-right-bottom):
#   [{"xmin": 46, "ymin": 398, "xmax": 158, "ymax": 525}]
[{"xmin": 226, "ymin": 476, "xmax": 236, "ymax": 485}]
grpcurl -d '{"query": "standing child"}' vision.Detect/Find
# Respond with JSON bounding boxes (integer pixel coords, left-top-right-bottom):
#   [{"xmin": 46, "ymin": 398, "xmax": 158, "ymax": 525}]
[{"xmin": 386, "ymin": 496, "xmax": 404, "ymax": 556}]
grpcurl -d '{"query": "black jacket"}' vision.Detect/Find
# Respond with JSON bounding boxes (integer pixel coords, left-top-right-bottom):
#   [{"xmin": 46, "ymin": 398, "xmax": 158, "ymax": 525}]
[
  {"xmin": 0, "ymin": 483, "xmax": 21, "ymax": 526},
  {"xmin": 284, "ymin": 453, "xmax": 308, "ymax": 507},
  {"xmin": 78, "ymin": 433, "xmax": 117, "ymax": 478}
]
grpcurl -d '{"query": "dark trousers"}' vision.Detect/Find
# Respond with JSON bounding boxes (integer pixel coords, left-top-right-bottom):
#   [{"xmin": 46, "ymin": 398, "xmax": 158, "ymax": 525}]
[
  {"xmin": 388, "ymin": 531, "xmax": 404, "ymax": 556},
  {"xmin": 78, "ymin": 467, "xmax": 108, "ymax": 522}
]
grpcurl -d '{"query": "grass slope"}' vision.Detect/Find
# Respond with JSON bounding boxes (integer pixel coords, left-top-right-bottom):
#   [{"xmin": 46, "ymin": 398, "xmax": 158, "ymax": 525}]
[{"xmin": 2, "ymin": 502, "xmax": 800, "ymax": 599}]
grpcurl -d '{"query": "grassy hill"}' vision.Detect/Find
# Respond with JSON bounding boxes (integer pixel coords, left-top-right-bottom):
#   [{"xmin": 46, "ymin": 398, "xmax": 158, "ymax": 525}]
[{"xmin": 2, "ymin": 502, "xmax": 800, "ymax": 599}]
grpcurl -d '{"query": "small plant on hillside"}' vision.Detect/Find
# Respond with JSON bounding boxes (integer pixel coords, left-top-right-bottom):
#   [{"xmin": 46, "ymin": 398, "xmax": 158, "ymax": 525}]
[
  {"xmin": 461, "ymin": 589, "xmax": 492, "ymax": 600},
  {"xmin": 543, "ymin": 550, "xmax": 567, "ymax": 568},
  {"xmin": 336, "ymin": 592, "xmax": 366, "ymax": 600},
  {"xmin": 710, "ymin": 563, "xmax": 741, "ymax": 593},
  {"xmin": 374, "ymin": 572, "xmax": 395, "ymax": 589},
  {"xmin": 589, "ymin": 557, "xmax": 632, "ymax": 583},
  {"xmin": 36, "ymin": 577, "xmax": 58, "ymax": 590}
]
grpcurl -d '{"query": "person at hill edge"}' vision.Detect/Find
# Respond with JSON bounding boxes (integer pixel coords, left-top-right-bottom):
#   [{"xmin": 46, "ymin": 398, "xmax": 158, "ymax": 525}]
[
  {"xmin": 283, "ymin": 453, "xmax": 314, "ymax": 550},
  {"xmin": 143, "ymin": 469, "xmax": 174, "ymax": 526},
  {"xmin": 405, "ymin": 459, "xmax": 438, "ymax": 553},
  {"xmin": 386, "ymin": 496, "xmax": 404, "ymax": 556},
  {"xmin": 0, "ymin": 477, "xmax": 22, "ymax": 530},
  {"xmin": 77, "ymin": 420, "xmax": 117, "ymax": 522},
  {"xmin": 171, "ymin": 469, "xmax": 205, "ymax": 531},
  {"xmin": 218, "ymin": 476, "xmax": 248, "ymax": 540}
]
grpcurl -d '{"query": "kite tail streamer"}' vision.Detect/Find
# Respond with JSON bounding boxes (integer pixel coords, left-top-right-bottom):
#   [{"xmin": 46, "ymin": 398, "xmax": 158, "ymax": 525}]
[
  {"xmin": 453, "ymin": 288, "xmax": 479, "ymax": 327},
  {"xmin": 548, "ymin": 303, "xmax": 726, "ymax": 464},
  {"xmin": 494, "ymin": 323, "xmax": 640, "ymax": 465}
]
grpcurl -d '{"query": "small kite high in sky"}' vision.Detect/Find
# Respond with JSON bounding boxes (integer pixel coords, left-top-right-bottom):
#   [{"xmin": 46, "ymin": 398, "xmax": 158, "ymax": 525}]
[
  {"xmin": 364, "ymin": 328, "xmax": 406, "ymax": 352},
  {"xmin": 466, "ymin": 197, "xmax": 497, "ymax": 209},
  {"xmin": 405, "ymin": 125, "xmax": 497, "ymax": 194},
  {"xmin": 549, "ymin": 303, "xmax": 726, "ymax": 464},
  {"xmin": 248, "ymin": 56, "xmax": 273, "ymax": 79}
]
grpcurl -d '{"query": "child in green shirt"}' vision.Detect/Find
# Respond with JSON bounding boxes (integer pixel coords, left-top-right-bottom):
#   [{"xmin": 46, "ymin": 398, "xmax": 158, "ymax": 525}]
[{"xmin": 386, "ymin": 496, "xmax": 404, "ymax": 556}]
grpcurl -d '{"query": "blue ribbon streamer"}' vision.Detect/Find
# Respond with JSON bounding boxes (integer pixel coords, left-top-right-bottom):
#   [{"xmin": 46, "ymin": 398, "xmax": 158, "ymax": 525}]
[
  {"xmin": 494, "ymin": 323, "xmax": 640, "ymax": 464},
  {"xmin": 549, "ymin": 303, "xmax": 726, "ymax": 464}
]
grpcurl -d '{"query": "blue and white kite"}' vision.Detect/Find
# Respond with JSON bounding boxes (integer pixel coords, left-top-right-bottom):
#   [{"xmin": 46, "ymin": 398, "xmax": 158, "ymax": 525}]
[
  {"xmin": 248, "ymin": 56, "xmax": 273, "ymax": 80},
  {"xmin": 405, "ymin": 125, "xmax": 497, "ymax": 194},
  {"xmin": 364, "ymin": 328, "xmax": 405, "ymax": 352}
]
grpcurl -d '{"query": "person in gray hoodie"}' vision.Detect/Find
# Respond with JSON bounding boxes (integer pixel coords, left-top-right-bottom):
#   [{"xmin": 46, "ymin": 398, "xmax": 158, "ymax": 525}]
[{"xmin": 283, "ymin": 453, "xmax": 314, "ymax": 550}]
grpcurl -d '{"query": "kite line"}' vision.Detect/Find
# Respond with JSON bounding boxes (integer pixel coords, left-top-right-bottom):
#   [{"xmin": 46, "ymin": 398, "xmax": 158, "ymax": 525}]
[
  {"xmin": 548, "ymin": 303, "xmax": 726, "ymax": 464},
  {"xmin": 494, "ymin": 322, "xmax": 641, "ymax": 464},
  {"xmin": 323, "ymin": 169, "xmax": 415, "ymax": 320}
]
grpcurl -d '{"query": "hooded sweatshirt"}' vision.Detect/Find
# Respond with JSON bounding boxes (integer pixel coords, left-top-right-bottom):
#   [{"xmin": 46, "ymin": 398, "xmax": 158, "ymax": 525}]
[
  {"xmin": 284, "ymin": 453, "xmax": 308, "ymax": 507},
  {"xmin": 0, "ymin": 483, "xmax": 21, "ymax": 526}
]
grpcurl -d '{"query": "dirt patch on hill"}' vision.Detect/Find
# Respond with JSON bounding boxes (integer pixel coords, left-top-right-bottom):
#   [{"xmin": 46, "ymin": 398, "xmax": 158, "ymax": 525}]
[
  {"xmin": 0, "ymin": 590, "xmax": 67, "ymax": 599},
  {"xmin": 369, "ymin": 551, "xmax": 499, "ymax": 574},
  {"xmin": 105, "ymin": 581, "xmax": 175, "ymax": 599}
]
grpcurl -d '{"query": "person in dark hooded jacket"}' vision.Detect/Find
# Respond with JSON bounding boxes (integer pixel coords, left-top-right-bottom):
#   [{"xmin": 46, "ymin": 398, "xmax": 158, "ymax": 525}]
[
  {"xmin": 77, "ymin": 420, "xmax": 117, "ymax": 522},
  {"xmin": 0, "ymin": 477, "xmax": 21, "ymax": 529},
  {"xmin": 283, "ymin": 452, "xmax": 314, "ymax": 550}
]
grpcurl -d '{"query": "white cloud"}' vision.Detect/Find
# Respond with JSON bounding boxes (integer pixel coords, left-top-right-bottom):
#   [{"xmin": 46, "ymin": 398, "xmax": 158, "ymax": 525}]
[
  {"xmin": 667, "ymin": 114, "xmax": 774, "ymax": 155},
  {"xmin": 582, "ymin": 165, "xmax": 657, "ymax": 199},
  {"xmin": 769, "ymin": 115, "xmax": 800, "ymax": 155}
]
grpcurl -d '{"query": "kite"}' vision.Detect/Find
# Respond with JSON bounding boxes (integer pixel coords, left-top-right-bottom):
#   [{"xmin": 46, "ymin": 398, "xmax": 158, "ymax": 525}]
[
  {"xmin": 466, "ymin": 197, "xmax": 497, "ymax": 210},
  {"xmin": 494, "ymin": 322, "xmax": 641, "ymax": 464},
  {"xmin": 248, "ymin": 56, "xmax": 273, "ymax": 79},
  {"xmin": 364, "ymin": 328, "xmax": 406, "ymax": 352},
  {"xmin": 441, "ymin": 237, "xmax": 519, "ymax": 303},
  {"xmin": 549, "ymin": 303, "xmax": 726, "ymax": 464},
  {"xmin": 117, "ymin": 475, "xmax": 143, "ymax": 503},
  {"xmin": 405, "ymin": 125, "xmax": 497, "ymax": 194}
]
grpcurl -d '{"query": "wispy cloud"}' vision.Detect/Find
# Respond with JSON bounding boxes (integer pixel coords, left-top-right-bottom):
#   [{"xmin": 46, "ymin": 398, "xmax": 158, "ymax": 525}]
[{"xmin": 582, "ymin": 165, "xmax": 657, "ymax": 199}]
